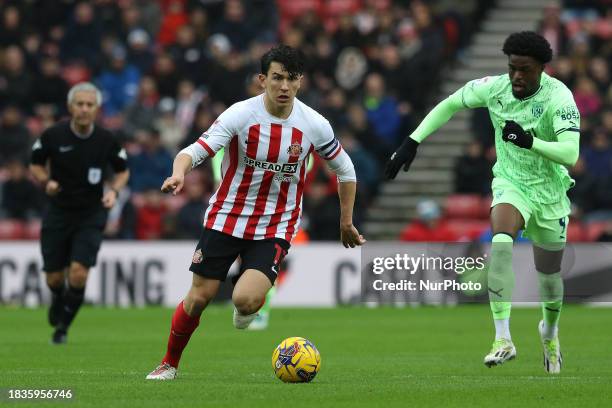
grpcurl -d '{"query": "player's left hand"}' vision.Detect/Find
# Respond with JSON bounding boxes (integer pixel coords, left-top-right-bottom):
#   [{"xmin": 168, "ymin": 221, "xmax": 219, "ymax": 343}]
[
  {"xmin": 340, "ymin": 223, "xmax": 366, "ymax": 248},
  {"xmin": 502, "ymin": 120, "xmax": 533, "ymax": 149},
  {"xmin": 101, "ymin": 189, "xmax": 118, "ymax": 208},
  {"xmin": 384, "ymin": 137, "xmax": 419, "ymax": 180}
]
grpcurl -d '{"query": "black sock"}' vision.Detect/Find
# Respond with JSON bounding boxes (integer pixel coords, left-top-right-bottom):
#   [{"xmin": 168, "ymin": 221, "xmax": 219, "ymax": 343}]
[
  {"xmin": 49, "ymin": 283, "xmax": 65, "ymax": 301},
  {"xmin": 58, "ymin": 285, "xmax": 85, "ymax": 332}
]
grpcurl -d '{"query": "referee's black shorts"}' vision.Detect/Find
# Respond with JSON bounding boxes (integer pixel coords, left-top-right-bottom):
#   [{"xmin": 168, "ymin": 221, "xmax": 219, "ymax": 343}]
[
  {"xmin": 190, "ymin": 228, "xmax": 290, "ymax": 285},
  {"xmin": 40, "ymin": 205, "xmax": 108, "ymax": 272}
]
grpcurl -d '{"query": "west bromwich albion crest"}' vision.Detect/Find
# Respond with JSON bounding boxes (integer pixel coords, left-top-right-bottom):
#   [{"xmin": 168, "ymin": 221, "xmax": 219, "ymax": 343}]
[{"xmin": 532, "ymin": 103, "xmax": 544, "ymax": 118}]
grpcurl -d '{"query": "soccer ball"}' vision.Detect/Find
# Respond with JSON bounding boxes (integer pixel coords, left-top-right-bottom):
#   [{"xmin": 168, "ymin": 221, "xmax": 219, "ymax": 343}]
[{"xmin": 272, "ymin": 337, "xmax": 321, "ymax": 383}]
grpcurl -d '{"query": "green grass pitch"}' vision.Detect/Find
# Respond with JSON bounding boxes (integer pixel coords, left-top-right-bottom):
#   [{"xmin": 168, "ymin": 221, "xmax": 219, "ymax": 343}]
[{"xmin": 2, "ymin": 305, "xmax": 611, "ymax": 407}]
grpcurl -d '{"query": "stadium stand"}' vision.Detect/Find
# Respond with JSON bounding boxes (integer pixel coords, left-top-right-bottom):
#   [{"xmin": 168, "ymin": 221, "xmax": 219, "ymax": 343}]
[{"xmin": 0, "ymin": 0, "xmax": 609, "ymax": 242}]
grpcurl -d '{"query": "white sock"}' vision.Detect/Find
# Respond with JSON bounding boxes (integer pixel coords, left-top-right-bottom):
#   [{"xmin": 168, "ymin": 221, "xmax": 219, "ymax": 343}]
[
  {"xmin": 541, "ymin": 320, "xmax": 558, "ymax": 339},
  {"xmin": 494, "ymin": 318, "xmax": 511, "ymax": 340}
]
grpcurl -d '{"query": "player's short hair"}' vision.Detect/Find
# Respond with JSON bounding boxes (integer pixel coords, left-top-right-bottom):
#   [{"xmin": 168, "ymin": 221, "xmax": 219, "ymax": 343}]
[
  {"xmin": 67, "ymin": 82, "xmax": 102, "ymax": 106},
  {"xmin": 260, "ymin": 45, "xmax": 305, "ymax": 80},
  {"xmin": 502, "ymin": 31, "xmax": 553, "ymax": 64}
]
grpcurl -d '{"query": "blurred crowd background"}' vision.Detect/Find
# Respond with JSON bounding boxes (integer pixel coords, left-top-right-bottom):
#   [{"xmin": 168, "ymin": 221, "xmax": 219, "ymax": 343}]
[{"xmin": 0, "ymin": 0, "xmax": 610, "ymax": 242}]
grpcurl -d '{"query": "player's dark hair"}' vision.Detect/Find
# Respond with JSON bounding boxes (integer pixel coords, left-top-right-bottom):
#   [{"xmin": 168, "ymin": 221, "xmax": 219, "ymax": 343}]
[
  {"xmin": 502, "ymin": 31, "xmax": 553, "ymax": 64},
  {"xmin": 260, "ymin": 45, "xmax": 305, "ymax": 80}
]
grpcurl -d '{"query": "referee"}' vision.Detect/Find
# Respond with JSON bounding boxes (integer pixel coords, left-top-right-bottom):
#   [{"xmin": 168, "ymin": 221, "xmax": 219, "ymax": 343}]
[{"xmin": 30, "ymin": 82, "xmax": 130, "ymax": 344}]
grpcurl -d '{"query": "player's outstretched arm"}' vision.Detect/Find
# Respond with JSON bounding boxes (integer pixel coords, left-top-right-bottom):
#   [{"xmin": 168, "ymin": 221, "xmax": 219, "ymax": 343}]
[
  {"xmin": 502, "ymin": 121, "xmax": 579, "ymax": 166},
  {"xmin": 338, "ymin": 181, "xmax": 366, "ymax": 248},
  {"xmin": 385, "ymin": 94, "xmax": 465, "ymax": 179},
  {"xmin": 161, "ymin": 153, "xmax": 192, "ymax": 195}
]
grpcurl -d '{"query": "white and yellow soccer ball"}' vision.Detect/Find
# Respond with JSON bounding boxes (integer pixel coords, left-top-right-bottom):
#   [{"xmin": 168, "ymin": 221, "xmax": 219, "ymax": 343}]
[{"xmin": 272, "ymin": 337, "xmax": 321, "ymax": 383}]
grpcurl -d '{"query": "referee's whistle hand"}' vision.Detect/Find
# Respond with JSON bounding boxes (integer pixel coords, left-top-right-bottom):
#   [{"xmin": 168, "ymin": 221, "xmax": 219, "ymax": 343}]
[{"xmin": 161, "ymin": 175, "xmax": 184, "ymax": 195}]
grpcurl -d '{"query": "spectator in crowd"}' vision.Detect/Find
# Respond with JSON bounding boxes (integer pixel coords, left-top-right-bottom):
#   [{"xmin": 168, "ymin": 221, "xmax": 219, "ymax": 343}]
[
  {"xmin": 338, "ymin": 128, "xmax": 380, "ymax": 205},
  {"xmin": 595, "ymin": 223, "xmax": 612, "ymax": 242},
  {"xmin": 123, "ymin": 76, "xmax": 161, "ymax": 136},
  {"xmin": 363, "ymin": 72, "xmax": 403, "ymax": 155},
  {"xmin": 567, "ymin": 156, "xmax": 597, "ymax": 216},
  {"xmin": 96, "ymin": 45, "xmax": 141, "ymax": 116},
  {"xmin": 551, "ymin": 56, "xmax": 576, "ymax": 90},
  {"xmin": 135, "ymin": 188, "xmax": 168, "ymax": 240},
  {"xmin": 454, "ymin": 140, "xmax": 492, "ymax": 195},
  {"xmin": 155, "ymin": 97, "xmax": 184, "ymax": 152},
  {"xmin": 212, "ymin": 0, "xmax": 255, "ymax": 51},
  {"xmin": 60, "ymin": 1, "xmax": 102, "ymax": 68},
  {"xmin": 303, "ymin": 176, "xmax": 342, "ymax": 241},
  {"xmin": 0, "ymin": 105, "xmax": 32, "ymax": 165},
  {"xmin": 128, "ymin": 128, "xmax": 173, "ymax": 193},
  {"xmin": 152, "ymin": 52, "xmax": 181, "ymax": 98},
  {"xmin": 188, "ymin": 7, "xmax": 210, "ymax": 44},
  {"xmin": 31, "ymin": 57, "xmax": 70, "ymax": 116},
  {"xmin": 588, "ymin": 57, "xmax": 609, "ymax": 95},
  {"xmin": 345, "ymin": 103, "xmax": 382, "ymax": 162},
  {"xmin": 180, "ymin": 108, "xmax": 215, "ymax": 149},
  {"xmin": 573, "ymin": 76, "xmax": 603, "ymax": 118},
  {"xmin": 207, "ymin": 49, "xmax": 250, "ymax": 107},
  {"xmin": 0, "ymin": 160, "xmax": 43, "ymax": 220},
  {"xmin": 175, "ymin": 80, "xmax": 204, "ymax": 135},
  {"xmin": 582, "ymin": 127, "xmax": 612, "ymax": 180},
  {"xmin": 176, "ymin": 172, "xmax": 210, "ymax": 239},
  {"xmin": 104, "ymin": 190, "xmax": 137, "ymax": 240},
  {"xmin": 126, "ymin": 28, "xmax": 156, "ymax": 75},
  {"xmin": 157, "ymin": 0, "xmax": 189, "ymax": 47},
  {"xmin": 0, "ymin": 5, "xmax": 23, "ymax": 47},
  {"xmin": 168, "ymin": 25, "xmax": 208, "ymax": 86},
  {"xmin": 399, "ymin": 199, "xmax": 457, "ymax": 242},
  {"xmin": 334, "ymin": 13, "xmax": 364, "ymax": 50},
  {"xmin": 321, "ymin": 87, "xmax": 348, "ymax": 129},
  {"xmin": 538, "ymin": 2, "xmax": 569, "ymax": 56},
  {"xmin": 471, "ymin": 107, "xmax": 495, "ymax": 149},
  {"xmin": 0, "ymin": 45, "xmax": 32, "ymax": 110}
]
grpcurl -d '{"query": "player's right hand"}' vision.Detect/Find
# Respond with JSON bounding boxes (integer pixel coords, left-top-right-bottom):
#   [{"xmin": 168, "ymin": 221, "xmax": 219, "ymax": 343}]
[
  {"xmin": 384, "ymin": 137, "xmax": 419, "ymax": 180},
  {"xmin": 45, "ymin": 180, "xmax": 61, "ymax": 196},
  {"xmin": 161, "ymin": 175, "xmax": 184, "ymax": 195},
  {"xmin": 340, "ymin": 223, "xmax": 366, "ymax": 248}
]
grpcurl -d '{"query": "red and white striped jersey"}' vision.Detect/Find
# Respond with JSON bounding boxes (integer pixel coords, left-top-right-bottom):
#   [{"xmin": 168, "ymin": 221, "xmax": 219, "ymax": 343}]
[{"xmin": 182, "ymin": 94, "xmax": 356, "ymax": 242}]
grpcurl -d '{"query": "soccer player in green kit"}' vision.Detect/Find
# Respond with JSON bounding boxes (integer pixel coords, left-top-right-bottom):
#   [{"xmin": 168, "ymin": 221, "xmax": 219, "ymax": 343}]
[{"xmin": 385, "ymin": 32, "xmax": 579, "ymax": 374}]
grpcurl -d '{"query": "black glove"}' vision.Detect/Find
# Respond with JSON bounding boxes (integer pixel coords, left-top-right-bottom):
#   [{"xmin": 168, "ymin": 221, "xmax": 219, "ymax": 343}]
[
  {"xmin": 502, "ymin": 120, "xmax": 533, "ymax": 149},
  {"xmin": 384, "ymin": 137, "xmax": 419, "ymax": 180}
]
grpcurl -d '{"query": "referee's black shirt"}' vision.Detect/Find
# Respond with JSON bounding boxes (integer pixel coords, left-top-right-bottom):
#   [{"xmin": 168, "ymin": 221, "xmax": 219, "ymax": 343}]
[{"xmin": 30, "ymin": 121, "xmax": 128, "ymax": 210}]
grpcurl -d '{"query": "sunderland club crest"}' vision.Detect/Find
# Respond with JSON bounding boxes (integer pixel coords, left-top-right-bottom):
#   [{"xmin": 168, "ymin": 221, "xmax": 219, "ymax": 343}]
[
  {"xmin": 287, "ymin": 143, "xmax": 303, "ymax": 158},
  {"xmin": 192, "ymin": 249, "xmax": 203, "ymax": 264}
]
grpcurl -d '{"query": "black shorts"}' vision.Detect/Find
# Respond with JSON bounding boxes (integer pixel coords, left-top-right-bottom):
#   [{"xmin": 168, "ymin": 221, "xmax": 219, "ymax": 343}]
[
  {"xmin": 190, "ymin": 228, "xmax": 290, "ymax": 285},
  {"xmin": 40, "ymin": 205, "xmax": 108, "ymax": 272}
]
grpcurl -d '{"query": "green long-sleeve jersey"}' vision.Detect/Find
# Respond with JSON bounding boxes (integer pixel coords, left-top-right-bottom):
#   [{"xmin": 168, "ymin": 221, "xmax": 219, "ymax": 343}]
[{"xmin": 410, "ymin": 72, "xmax": 580, "ymax": 212}]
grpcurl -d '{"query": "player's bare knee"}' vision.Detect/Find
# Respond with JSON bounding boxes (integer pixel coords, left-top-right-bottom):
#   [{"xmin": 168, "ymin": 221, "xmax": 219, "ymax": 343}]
[
  {"xmin": 232, "ymin": 292, "xmax": 263, "ymax": 315},
  {"xmin": 183, "ymin": 294, "xmax": 209, "ymax": 316},
  {"xmin": 46, "ymin": 272, "xmax": 64, "ymax": 289},
  {"xmin": 187, "ymin": 289, "xmax": 212, "ymax": 310},
  {"xmin": 68, "ymin": 262, "xmax": 89, "ymax": 288}
]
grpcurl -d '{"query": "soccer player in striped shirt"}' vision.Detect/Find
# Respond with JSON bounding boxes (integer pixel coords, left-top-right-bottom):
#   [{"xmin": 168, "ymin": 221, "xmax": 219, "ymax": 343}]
[
  {"xmin": 385, "ymin": 32, "xmax": 579, "ymax": 374},
  {"xmin": 146, "ymin": 45, "xmax": 365, "ymax": 380}
]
